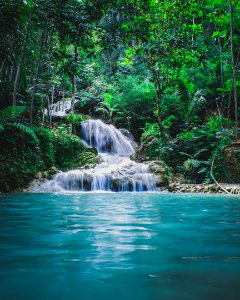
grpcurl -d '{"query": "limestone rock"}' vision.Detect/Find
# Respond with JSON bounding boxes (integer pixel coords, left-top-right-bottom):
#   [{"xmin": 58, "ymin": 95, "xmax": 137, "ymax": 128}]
[
  {"xmin": 173, "ymin": 173, "xmax": 185, "ymax": 184},
  {"xmin": 155, "ymin": 175, "xmax": 170, "ymax": 187},
  {"xmin": 147, "ymin": 160, "xmax": 169, "ymax": 174},
  {"xmin": 146, "ymin": 160, "xmax": 172, "ymax": 186},
  {"xmin": 223, "ymin": 144, "xmax": 240, "ymax": 182},
  {"xmin": 130, "ymin": 137, "xmax": 156, "ymax": 162},
  {"xmin": 119, "ymin": 129, "xmax": 138, "ymax": 149},
  {"xmin": 48, "ymin": 166, "xmax": 59, "ymax": 175},
  {"xmin": 168, "ymin": 183, "xmax": 178, "ymax": 192}
]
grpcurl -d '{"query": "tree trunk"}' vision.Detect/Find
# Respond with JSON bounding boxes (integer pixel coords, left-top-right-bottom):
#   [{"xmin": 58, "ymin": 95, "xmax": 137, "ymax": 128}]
[
  {"xmin": 12, "ymin": 16, "xmax": 32, "ymax": 106},
  {"xmin": 9, "ymin": 66, "xmax": 14, "ymax": 81},
  {"xmin": 212, "ymin": 15, "xmax": 225, "ymax": 115},
  {"xmin": 70, "ymin": 42, "xmax": 78, "ymax": 134},
  {"xmin": 0, "ymin": 59, "xmax": 5, "ymax": 79},
  {"xmin": 230, "ymin": 1, "xmax": 238, "ymax": 139},
  {"xmin": 13, "ymin": 65, "xmax": 20, "ymax": 106},
  {"xmin": 49, "ymin": 85, "xmax": 55, "ymax": 128},
  {"xmin": 30, "ymin": 28, "xmax": 47, "ymax": 123},
  {"xmin": 151, "ymin": 67, "xmax": 167, "ymax": 140},
  {"xmin": 147, "ymin": 52, "xmax": 167, "ymax": 140}
]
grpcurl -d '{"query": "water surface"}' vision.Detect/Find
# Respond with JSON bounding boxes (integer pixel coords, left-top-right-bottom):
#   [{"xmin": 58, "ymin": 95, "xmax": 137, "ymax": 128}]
[{"xmin": 0, "ymin": 193, "xmax": 240, "ymax": 300}]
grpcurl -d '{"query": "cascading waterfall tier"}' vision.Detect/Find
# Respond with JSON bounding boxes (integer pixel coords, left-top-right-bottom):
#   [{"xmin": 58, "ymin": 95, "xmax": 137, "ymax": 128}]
[
  {"xmin": 32, "ymin": 119, "xmax": 157, "ymax": 192},
  {"xmin": 80, "ymin": 119, "xmax": 134, "ymax": 155}
]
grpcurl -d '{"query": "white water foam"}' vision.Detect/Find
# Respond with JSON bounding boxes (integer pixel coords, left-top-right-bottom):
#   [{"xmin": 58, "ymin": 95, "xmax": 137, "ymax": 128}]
[{"xmin": 31, "ymin": 120, "xmax": 157, "ymax": 192}]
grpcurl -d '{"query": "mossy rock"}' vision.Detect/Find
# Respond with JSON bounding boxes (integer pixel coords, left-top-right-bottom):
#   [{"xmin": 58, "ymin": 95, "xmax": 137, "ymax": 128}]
[
  {"xmin": 75, "ymin": 150, "xmax": 99, "ymax": 168},
  {"xmin": 148, "ymin": 160, "xmax": 169, "ymax": 174},
  {"xmin": 155, "ymin": 174, "xmax": 171, "ymax": 187},
  {"xmin": 223, "ymin": 145, "xmax": 240, "ymax": 182},
  {"xmin": 147, "ymin": 160, "xmax": 172, "ymax": 187}
]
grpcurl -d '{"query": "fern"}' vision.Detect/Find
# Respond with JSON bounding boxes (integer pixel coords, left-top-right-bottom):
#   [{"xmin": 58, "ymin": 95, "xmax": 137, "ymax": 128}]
[
  {"xmin": 177, "ymin": 80, "xmax": 208, "ymax": 123},
  {"xmin": 0, "ymin": 106, "xmax": 27, "ymax": 123},
  {"xmin": 177, "ymin": 79, "xmax": 190, "ymax": 109},
  {"xmin": 179, "ymin": 151, "xmax": 192, "ymax": 158},
  {"xmin": 12, "ymin": 123, "xmax": 39, "ymax": 143},
  {"xmin": 95, "ymin": 107, "xmax": 109, "ymax": 115},
  {"xmin": 189, "ymin": 90, "xmax": 207, "ymax": 115},
  {"xmin": 184, "ymin": 159, "xmax": 202, "ymax": 171}
]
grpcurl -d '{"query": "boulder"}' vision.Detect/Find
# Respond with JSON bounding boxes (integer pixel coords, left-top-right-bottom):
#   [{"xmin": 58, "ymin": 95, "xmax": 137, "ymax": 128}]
[
  {"xmin": 223, "ymin": 144, "xmax": 240, "ymax": 182},
  {"xmin": 119, "ymin": 128, "xmax": 137, "ymax": 144},
  {"xmin": 48, "ymin": 166, "xmax": 59, "ymax": 175},
  {"xmin": 155, "ymin": 174, "xmax": 170, "ymax": 187},
  {"xmin": 168, "ymin": 183, "xmax": 177, "ymax": 192},
  {"xmin": 148, "ymin": 160, "xmax": 169, "ymax": 174},
  {"xmin": 77, "ymin": 150, "xmax": 99, "ymax": 167},
  {"xmin": 173, "ymin": 173, "xmax": 185, "ymax": 184},
  {"xmin": 146, "ymin": 160, "xmax": 172, "ymax": 186},
  {"xmin": 35, "ymin": 172, "xmax": 43, "ymax": 180},
  {"xmin": 111, "ymin": 178, "xmax": 121, "ymax": 192},
  {"xmin": 130, "ymin": 137, "xmax": 156, "ymax": 162}
]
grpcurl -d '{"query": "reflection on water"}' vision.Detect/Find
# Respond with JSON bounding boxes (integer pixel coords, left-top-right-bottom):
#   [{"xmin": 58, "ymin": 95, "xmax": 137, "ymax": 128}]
[{"xmin": 0, "ymin": 193, "xmax": 240, "ymax": 300}]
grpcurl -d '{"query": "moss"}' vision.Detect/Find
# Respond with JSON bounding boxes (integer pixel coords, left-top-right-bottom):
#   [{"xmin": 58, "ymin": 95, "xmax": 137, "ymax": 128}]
[
  {"xmin": 0, "ymin": 127, "xmax": 98, "ymax": 192},
  {"xmin": 223, "ymin": 145, "xmax": 240, "ymax": 182},
  {"xmin": 76, "ymin": 151, "xmax": 99, "ymax": 167}
]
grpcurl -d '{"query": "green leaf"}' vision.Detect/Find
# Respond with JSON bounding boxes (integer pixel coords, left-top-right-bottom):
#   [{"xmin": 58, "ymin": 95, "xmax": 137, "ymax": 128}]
[
  {"xmin": 0, "ymin": 106, "xmax": 27, "ymax": 123},
  {"xmin": 12, "ymin": 123, "xmax": 39, "ymax": 143},
  {"xmin": 0, "ymin": 124, "xmax": 4, "ymax": 132}
]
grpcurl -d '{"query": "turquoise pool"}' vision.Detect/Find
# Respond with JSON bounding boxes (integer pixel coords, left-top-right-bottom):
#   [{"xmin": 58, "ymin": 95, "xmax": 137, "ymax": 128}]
[{"xmin": 0, "ymin": 193, "xmax": 240, "ymax": 300}]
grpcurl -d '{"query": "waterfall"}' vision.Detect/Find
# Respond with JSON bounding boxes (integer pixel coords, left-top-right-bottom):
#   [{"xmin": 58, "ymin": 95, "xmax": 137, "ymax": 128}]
[
  {"xmin": 32, "ymin": 120, "xmax": 157, "ymax": 193},
  {"xmin": 80, "ymin": 119, "xmax": 134, "ymax": 155}
]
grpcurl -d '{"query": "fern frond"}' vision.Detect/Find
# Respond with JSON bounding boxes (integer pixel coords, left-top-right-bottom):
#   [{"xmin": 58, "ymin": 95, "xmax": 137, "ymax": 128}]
[
  {"xmin": 12, "ymin": 123, "xmax": 39, "ymax": 143},
  {"xmin": 189, "ymin": 90, "xmax": 207, "ymax": 114},
  {"xmin": 177, "ymin": 79, "xmax": 190, "ymax": 106},
  {"xmin": 179, "ymin": 151, "xmax": 193, "ymax": 158},
  {"xmin": 183, "ymin": 159, "xmax": 201, "ymax": 171},
  {"xmin": 193, "ymin": 148, "xmax": 209, "ymax": 158},
  {"xmin": 95, "ymin": 107, "xmax": 109, "ymax": 115},
  {"xmin": 0, "ymin": 106, "xmax": 27, "ymax": 123},
  {"xmin": 0, "ymin": 124, "xmax": 4, "ymax": 132}
]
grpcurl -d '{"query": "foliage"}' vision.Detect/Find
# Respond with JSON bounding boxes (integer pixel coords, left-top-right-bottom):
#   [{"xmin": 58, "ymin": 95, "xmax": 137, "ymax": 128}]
[
  {"xmin": 0, "ymin": 0, "xmax": 239, "ymax": 190},
  {"xmin": 0, "ymin": 106, "xmax": 27, "ymax": 122},
  {"xmin": 141, "ymin": 116, "xmax": 233, "ymax": 183},
  {"xmin": 0, "ymin": 106, "xmax": 39, "ymax": 142},
  {"xmin": 110, "ymin": 75, "xmax": 156, "ymax": 138},
  {"xmin": 0, "ymin": 127, "xmax": 97, "ymax": 192}
]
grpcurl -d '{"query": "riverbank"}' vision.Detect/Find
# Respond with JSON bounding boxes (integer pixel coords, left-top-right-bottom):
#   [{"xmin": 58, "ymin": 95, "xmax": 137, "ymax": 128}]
[{"xmin": 168, "ymin": 183, "xmax": 240, "ymax": 195}]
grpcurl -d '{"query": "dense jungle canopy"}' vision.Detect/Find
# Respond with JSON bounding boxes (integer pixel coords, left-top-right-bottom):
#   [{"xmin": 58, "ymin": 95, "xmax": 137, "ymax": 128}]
[{"xmin": 0, "ymin": 0, "xmax": 239, "ymax": 192}]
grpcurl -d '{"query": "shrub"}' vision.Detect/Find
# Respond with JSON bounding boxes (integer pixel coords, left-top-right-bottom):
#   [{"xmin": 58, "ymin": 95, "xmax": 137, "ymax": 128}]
[{"xmin": 0, "ymin": 126, "xmax": 94, "ymax": 192}]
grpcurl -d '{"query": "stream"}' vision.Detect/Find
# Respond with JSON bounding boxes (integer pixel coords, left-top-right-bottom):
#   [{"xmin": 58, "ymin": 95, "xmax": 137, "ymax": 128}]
[{"xmin": 32, "ymin": 119, "xmax": 157, "ymax": 193}]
